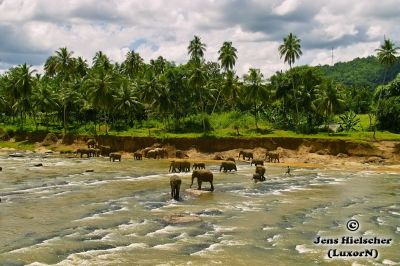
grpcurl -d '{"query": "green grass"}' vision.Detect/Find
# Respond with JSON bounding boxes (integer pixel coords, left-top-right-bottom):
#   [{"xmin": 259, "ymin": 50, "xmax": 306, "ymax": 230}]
[
  {"xmin": 0, "ymin": 140, "xmax": 36, "ymax": 151},
  {"xmin": 1, "ymin": 112, "xmax": 399, "ymax": 142}
]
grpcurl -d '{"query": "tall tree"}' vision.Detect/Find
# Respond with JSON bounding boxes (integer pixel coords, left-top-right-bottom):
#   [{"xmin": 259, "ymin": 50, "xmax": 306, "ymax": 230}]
[
  {"xmin": 279, "ymin": 33, "xmax": 302, "ymax": 127},
  {"xmin": 123, "ymin": 50, "xmax": 144, "ymax": 79},
  {"xmin": 218, "ymin": 41, "xmax": 238, "ymax": 72},
  {"xmin": 243, "ymin": 68, "xmax": 267, "ymax": 129},
  {"xmin": 373, "ymin": 38, "xmax": 399, "ymax": 138},
  {"xmin": 188, "ymin": 35, "xmax": 206, "ymax": 64}
]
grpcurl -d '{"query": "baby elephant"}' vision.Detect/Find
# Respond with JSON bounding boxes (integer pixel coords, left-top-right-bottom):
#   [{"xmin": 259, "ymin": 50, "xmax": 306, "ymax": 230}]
[
  {"xmin": 134, "ymin": 152, "xmax": 142, "ymax": 160},
  {"xmin": 192, "ymin": 162, "xmax": 206, "ymax": 170},
  {"xmin": 109, "ymin": 152, "xmax": 122, "ymax": 162},
  {"xmin": 191, "ymin": 170, "xmax": 214, "ymax": 191},
  {"xmin": 251, "ymin": 159, "xmax": 264, "ymax": 166},
  {"xmin": 220, "ymin": 161, "xmax": 237, "ymax": 172},
  {"xmin": 253, "ymin": 166, "xmax": 266, "ymax": 182},
  {"xmin": 170, "ymin": 175, "xmax": 182, "ymax": 201}
]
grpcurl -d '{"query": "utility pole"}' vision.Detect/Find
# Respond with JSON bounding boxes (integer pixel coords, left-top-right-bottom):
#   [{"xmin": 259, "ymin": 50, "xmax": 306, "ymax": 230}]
[{"xmin": 331, "ymin": 48, "xmax": 334, "ymax": 66}]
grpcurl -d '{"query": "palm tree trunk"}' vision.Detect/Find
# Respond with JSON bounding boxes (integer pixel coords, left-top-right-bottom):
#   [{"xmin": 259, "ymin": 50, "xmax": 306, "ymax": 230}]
[
  {"xmin": 254, "ymin": 103, "xmax": 258, "ymax": 129},
  {"xmin": 211, "ymin": 89, "xmax": 221, "ymax": 114},
  {"xmin": 63, "ymin": 104, "xmax": 67, "ymax": 135}
]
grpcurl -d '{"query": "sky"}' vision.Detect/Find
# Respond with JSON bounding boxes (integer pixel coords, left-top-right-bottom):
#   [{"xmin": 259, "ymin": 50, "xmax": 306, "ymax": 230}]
[{"xmin": 0, "ymin": 0, "xmax": 398, "ymax": 77}]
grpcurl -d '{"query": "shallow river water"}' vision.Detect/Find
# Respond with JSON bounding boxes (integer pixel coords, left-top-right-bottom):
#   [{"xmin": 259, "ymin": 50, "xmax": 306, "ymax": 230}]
[{"xmin": 0, "ymin": 153, "xmax": 399, "ymax": 266}]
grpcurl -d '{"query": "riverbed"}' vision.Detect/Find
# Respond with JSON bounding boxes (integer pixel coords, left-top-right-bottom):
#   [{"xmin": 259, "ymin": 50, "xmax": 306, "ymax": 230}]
[{"xmin": 0, "ymin": 153, "xmax": 399, "ymax": 265}]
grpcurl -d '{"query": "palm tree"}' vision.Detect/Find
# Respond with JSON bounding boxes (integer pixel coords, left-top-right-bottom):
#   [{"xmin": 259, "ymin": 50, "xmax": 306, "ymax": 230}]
[
  {"xmin": 123, "ymin": 50, "xmax": 144, "ymax": 79},
  {"xmin": 93, "ymin": 51, "xmax": 112, "ymax": 72},
  {"xmin": 212, "ymin": 41, "xmax": 238, "ymax": 113},
  {"xmin": 243, "ymin": 68, "xmax": 267, "ymax": 129},
  {"xmin": 218, "ymin": 41, "xmax": 238, "ymax": 72},
  {"xmin": 84, "ymin": 68, "xmax": 117, "ymax": 133},
  {"xmin": 279, "ymin": 33, "xmax": 302, "ymax": 125},
  {"xmin": 189, "ymin": 64, "xmax": 208, "ymax": 131},
  {"xmin": 113, "ymin": 78, "xmax": 142, "ymax": 125},
  {"xmin": 373, "ymin": 38, "xmax": 399, "ymax": 139},
  {"xmin": 313, "ymin": 81, "xmax": 344, "ymax": 128},
  {"xmin": 8, "ymin": 64, "xmax": 36, "ymax": 129},
  {"xmin": 188, "ymin": 35, "xmax": 206, "ymax": 64}
]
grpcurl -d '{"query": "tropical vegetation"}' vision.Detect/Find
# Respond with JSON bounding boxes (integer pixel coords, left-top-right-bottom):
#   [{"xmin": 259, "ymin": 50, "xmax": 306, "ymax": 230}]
[{"xmin": 0, "ymin": 34, "xmax": 400, "ymax": 140}]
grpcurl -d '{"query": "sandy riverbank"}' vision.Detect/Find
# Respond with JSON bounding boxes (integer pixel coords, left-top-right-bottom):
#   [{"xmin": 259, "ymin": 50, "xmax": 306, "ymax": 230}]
[{"xmin": 1, "ymin": 135, "xmax": 399, "ymax": 173}]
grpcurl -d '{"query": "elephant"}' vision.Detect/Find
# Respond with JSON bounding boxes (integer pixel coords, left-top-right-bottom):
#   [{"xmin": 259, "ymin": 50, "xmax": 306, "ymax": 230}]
[
  {"xmin": 226, "ymin": 157, "xmax": 236, "ymax": 162},
  {"xmin": 142, "ymin": 147, "xmax": 153, "ymax": 158},
  {"xmin": 170, "ymin": 175, "xmax": 182, "ymax": 201},
  {"xmin": 176, "ymin": 150, "xmax": 189, "ymax": 159},
  {"xmin": 86, "ymin": 139, "xmax": 97, "ymax": 148},
  {"xmin": 238, "ymin": 150, "xmax": 253, "ymax": 160},
  {"xmin": 146, "ymin": 149, "xmax": 158, "ymax": 159},
  {"xmin": 110, "ymin": 152, "xmax": 122, "ymax": 162},
  {"xmin": 192, "ymin": 162, "xmax": 206, "ymax": 170},
  {"xmin": 190, "ymin": 170, "xmax": 214, "ymax": 191},
  {"xmin": 169, "ymin": 161, "xmax": 191, "ymax": 173},
  {"xmin": 253, "ymin": 173, "xmax": 266, "ymax": 183},
  {"xmin": 134, "ymin": 152, "xmax": 143, "ymax": 160},
  {"xmin": 213, "ymin": 154, "xmax": 224, "ymax": 160},
  {"xmin": 266, "ymin": 152, "xmax": 280, "ymax": 163},
  {"xmin": 219, "ymin": 161, "xmax": 237, "ymax": 172},
  {"xmin": 154, "ymin": 148, "xmax": 168, "ymax": 159},
  {"xmin": 255, "ymin": 166, "xmax": 266, "ymax": 177},
  {"xmin": 76, "ymin": 148, "xmax": 92, "ymax": 158},
  {"xmin": 94, "ymin": 148, "xmax": 101, "ymax": 157},
  {"xmin": 251, "ymin": 159, "xmax": 264, "ymax": 166},
  {"xmin": 99, "ymin": 145, "xmax": 111, "ymax": 156}
]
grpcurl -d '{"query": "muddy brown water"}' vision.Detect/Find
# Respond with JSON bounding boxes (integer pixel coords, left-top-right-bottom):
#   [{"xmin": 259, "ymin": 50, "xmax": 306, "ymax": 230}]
[{"xmin": 0, "ymin": 153, "xmax": 399, "ymax": 265}]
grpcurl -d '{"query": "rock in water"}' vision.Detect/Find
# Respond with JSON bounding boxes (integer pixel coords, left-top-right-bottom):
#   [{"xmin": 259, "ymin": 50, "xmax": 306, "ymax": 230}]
[
  {"xmin": 85, "ymin": 169, "xmax": 94, "ymax": 172},
  {"xmin": 163, "ymin": 214, "xmax": 202, "ymax": 224},
  {"xmin": 34, "ymin": 163, "xmax": 43, "ymax": 167}
]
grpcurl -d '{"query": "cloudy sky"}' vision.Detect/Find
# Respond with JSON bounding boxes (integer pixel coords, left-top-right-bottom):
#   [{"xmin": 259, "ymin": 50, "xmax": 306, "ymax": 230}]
[{"xmin": 0, "ymin": 0, "xmax": 398, "ymax": 77}]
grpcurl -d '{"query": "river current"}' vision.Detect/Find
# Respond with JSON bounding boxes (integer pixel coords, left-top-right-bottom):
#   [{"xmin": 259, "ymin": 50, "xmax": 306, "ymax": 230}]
[{"xmin": 0, "ymin": 153, "xmax": 399, "ymax": 265}]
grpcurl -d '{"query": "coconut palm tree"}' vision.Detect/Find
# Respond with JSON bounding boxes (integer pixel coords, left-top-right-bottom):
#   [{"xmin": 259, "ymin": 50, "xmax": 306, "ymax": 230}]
[
  {"xmin": 373, "ymin": 38, "xmax": 399, "ymax": 139},
  {"xmin": 243, "ymin": 68, "xmax": 267, "ymax": 129},
  {"xmin": 188, "ymin": 35, "xmax": 206, "ymax": 64},
  {"xmin": 279, "ymin": 33, "xmax": 302, "ymax": 126},
  {"xmin": 113, "ymin": 78, "xmax": 142, "ymax": 125},
  {"xmin": 212, "ymin": 41, "xmax": 238, "ymax": 113},
  {"xmin": 313, "ymin": 81, "xmax": 344, "ymax": 128},
  {"xmin": 123, "ymin": 50, "xmax": 144, "ymax": 79},
  {"xmin": 84, "ymin": 68, "xmax": 117, "ymax": 133},
  {"xmin": 218, "ymin": 41, "xmax": 238, "ymax": 72}
]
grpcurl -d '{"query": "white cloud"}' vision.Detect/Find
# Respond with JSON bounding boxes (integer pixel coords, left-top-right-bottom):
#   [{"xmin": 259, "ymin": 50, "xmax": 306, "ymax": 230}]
[{"xmin": 0, "ymin": 0, "xmax": 399, "ymax": 78}]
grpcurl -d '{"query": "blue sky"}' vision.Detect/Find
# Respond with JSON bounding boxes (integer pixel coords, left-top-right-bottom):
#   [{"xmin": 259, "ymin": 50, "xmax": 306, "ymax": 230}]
[{"xmin": 0, "ymin": 0, "xmax": 399, "ymax": 76}]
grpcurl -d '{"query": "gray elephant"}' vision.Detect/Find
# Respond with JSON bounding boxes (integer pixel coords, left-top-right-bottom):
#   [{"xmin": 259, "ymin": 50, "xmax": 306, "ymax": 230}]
[
  {"xmin": 146, "ymin": 149, "xmax": 158, "ymax": 159},
  {"xmin": 110, "ymin": 152, "xmax": 122, "ymax": 162},
  {"xmin": 266, "ymin": 152, "xmax": 280, "ymax": 163},
  {"xmin": 99, "ymin": 145, "xmax": 111, "ymax": 156},
  {"xmin": 134, "ymin": 151, "xmax": 143, "ymax": 160},
  {"xmin": 253, "ymin": 173, "xmax": 266, "ymax": 182},
  {"xmin": 76, "ymin": 148, "xmax": 92, "ymax": 158},
  {"xmin": 169, "ymin": 161, "xmax": 191, "ymax": 173},
  {"xmin": 238, "ymin": 150, "xmax": 253, "ymax": 160},
  {"xmin": 251, "ymin": 159, "xmax": 264, "ymax": 166},
  {"xmin": 190, "ymin": 170, "xmax": 214, "ymax": 191},
  {"xmin": 213, "ymin": 154, "xmax": 224, "ymax": 160},
  {"xmin": 86, "ymin": 138, "xmax": 97, "ymax": 148},
  {"xmin": 219, "ymin": 161, "xmax": 237, "ymax": 172},
  {"xmin": 170, "ymin": 175, "xmax": 181, "ymax": 201},
  {"xmin": 192, "ymin": 162, "xmax": 206, "ymax": 170},
  {"xmin": 155, "ymin": 148, "xmax": 168, "ymax": 158},
  {"xmin": 142, "ymin": 147, "xmax": 153, "ymax": 158}
]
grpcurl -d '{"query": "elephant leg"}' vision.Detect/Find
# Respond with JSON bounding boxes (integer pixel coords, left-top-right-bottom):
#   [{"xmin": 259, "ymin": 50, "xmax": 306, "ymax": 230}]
[
  {"xmin": 171, "ymin": 184, "xmax": 174, "ymax": 198},
  {"xmin": 197, "ymin": 180, "xmax": 202, "ymax": 190},
  {"xmin": 175, "ymin": 185, "xmax": 180, "ymax": 200},
  {"xmin": 210, "ymin": 181, "xmax": 214, "ymax": 191}
]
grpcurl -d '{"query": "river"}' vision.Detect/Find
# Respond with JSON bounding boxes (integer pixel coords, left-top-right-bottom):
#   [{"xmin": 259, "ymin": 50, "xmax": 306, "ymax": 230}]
[{"xmin": 0, "ymin": 153, "xmax": 399, "ymax": 265}]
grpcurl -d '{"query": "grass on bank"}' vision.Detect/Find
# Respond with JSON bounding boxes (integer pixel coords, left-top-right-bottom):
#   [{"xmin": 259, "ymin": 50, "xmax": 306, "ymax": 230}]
[{"xmin": 0, "ymin": 112, "xmax": 399, "ymax": 142}]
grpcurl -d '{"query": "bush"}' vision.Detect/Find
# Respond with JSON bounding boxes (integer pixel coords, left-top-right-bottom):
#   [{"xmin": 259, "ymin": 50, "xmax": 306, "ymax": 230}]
[
  {"xmin": 170, "ymin": 114, "xmax": 212, "ymax": 132},
  {"xmin": 377, "ymin": 96, "xmax": 400, "ymax": 133},
  {"xmin": 42, "ymin": 132, "xmax": 58, "ymax": 146}
]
